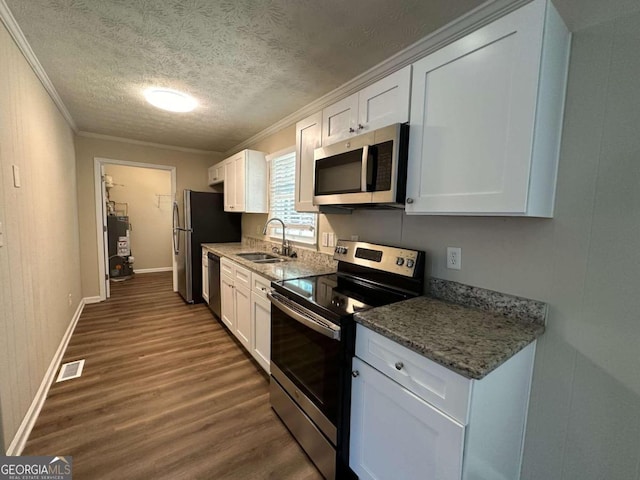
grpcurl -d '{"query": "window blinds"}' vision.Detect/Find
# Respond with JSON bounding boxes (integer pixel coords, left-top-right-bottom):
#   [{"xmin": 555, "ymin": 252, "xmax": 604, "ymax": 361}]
[{"xmin": 269, "ymin": 152, "xmax": 316, "ymax": 243}]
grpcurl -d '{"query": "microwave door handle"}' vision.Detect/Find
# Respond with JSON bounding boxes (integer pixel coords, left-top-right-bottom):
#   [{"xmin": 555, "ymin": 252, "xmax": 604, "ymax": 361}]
[{"xmin": 361, "ymin": 145, "xmax": 370, "ymax": 192}]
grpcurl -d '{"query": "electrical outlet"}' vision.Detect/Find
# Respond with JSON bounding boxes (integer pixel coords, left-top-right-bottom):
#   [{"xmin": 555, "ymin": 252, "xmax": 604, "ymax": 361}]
[
  {"xmin": 67, "ymin": 293, "xmax": 73, "ymax": 307},
  {"xmin": 256, "ymin": 225, "xmax": 262, "ymax": 235},
  {"xmin": 350, "ymin": 235, "xmax": 359, "ymax": 241},
  {"xmin": 447, "ymin": 247, "xmax": 462, "ymax": 270},
  {"xmin": 327, "ymin": 233, "xmax": 336, "ymax": 247}
]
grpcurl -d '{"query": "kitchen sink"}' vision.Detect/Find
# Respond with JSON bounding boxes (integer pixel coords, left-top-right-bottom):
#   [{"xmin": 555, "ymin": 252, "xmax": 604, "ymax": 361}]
[{"xmin": 235, "ymin": 252, "xmax": 287, "ymax": 263}]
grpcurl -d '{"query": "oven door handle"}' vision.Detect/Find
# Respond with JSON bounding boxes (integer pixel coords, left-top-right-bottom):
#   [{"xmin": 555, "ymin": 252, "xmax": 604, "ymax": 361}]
[{"xmin": 267, "ymin": 292, "xmax": 341, "ymax": 340}]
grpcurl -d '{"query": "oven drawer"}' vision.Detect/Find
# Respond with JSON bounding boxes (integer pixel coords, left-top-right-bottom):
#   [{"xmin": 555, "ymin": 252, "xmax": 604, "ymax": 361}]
[
  {"xmin": 355, "ymin": 324, "xmax": 471, "ymax": 424},
  {"xmin": 252, "ymin": 273, "xmax": 271, "ymax": 300}
]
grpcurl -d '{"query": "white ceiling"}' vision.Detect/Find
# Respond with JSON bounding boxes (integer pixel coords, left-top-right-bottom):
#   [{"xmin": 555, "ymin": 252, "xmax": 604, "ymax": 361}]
[{"xmin": 3, "ymin": 0, "xmax": 638, "ymax": 152}]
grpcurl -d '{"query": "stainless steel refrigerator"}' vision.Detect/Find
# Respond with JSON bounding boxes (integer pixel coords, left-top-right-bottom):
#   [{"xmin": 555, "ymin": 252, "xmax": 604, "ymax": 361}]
[{"xmin": 173, "ymin": 190, "xmax": 241, "ymax": 303}]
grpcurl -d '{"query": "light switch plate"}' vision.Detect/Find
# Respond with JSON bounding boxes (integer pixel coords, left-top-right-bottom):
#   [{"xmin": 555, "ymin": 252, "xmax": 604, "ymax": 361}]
[{"xmin": 322, "ymin": 232, "xmax": 329, "ymax": 247}]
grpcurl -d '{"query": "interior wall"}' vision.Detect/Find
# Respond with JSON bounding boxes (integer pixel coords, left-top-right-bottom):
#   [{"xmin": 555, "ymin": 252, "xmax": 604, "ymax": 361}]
[
  {"xmin": 233, "ymin": 8, "xmax": 640, "ymax": 479},
  {"xmin": 0, "ymin": 24, "xmax": 81, "ymax": 450},
  {"xmin": 103, "ymin": 164, "xmax": 172, "ymax": 271},
  {"xmin": 75, "ymin": 135, "xmax": 221, "ymax": 298},
  {"xmin": 324, "ymin": 13, "xmax": 640, "ymax": 480}
]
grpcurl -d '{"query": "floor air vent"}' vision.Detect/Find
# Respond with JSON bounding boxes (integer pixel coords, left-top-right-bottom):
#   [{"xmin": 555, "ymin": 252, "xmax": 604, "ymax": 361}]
[{"xmin": 56, "ymin": 359, "xmax": 85, "ymax": 382}]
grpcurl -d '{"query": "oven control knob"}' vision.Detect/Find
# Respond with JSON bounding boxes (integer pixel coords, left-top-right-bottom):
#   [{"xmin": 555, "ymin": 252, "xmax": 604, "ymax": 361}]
[
  {"xmin": 396, "ymin": 257, "xmax": 404, "ymax": 266},
  {"xmin": 406, "ymin": 259, "xmax": 415, "ymax": 268}
]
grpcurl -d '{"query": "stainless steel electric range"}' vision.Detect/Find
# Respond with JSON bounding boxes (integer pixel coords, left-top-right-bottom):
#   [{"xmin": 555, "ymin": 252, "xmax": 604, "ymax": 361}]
[{"xmin": 267, "ymin": 240, "xmax": 425, "ymax": 479}]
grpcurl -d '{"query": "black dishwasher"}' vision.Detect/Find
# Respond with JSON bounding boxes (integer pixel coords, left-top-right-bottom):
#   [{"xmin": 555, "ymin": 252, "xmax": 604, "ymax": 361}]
[{"xmin": 207, "ymin": 252, "xmax": 221, "ymax": 318}]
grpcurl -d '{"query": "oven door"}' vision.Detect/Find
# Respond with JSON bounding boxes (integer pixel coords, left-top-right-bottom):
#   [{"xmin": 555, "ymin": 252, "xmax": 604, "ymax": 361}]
[{"xmin": 268, "ymin": 292, "xmax": 341, "ymax": 441}]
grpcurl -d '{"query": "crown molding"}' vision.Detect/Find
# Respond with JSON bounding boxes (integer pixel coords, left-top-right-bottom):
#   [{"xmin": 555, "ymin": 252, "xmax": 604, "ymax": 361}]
[
  {"xmin": 225, "ymin": 0, "xmax": 529, "ymax": 156},
  {"xmin": 0, "ymin": 0, "xmax": 78, "ymax": 132},
  {"xmin": 77, "ymin": 131, "xmax": 220, "ymax": 155}
]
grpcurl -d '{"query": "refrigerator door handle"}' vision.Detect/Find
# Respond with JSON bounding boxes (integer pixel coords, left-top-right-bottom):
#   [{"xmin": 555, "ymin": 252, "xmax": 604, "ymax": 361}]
[{"xmin": 172, "ymin": 201, "xmax": 181, "ymax": 254}]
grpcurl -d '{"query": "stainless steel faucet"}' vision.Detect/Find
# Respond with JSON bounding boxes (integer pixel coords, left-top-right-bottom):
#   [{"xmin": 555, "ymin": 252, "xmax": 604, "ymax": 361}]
[{"xmin": 262, "ymin": 217, "xmax": 291, "ymax": 257}]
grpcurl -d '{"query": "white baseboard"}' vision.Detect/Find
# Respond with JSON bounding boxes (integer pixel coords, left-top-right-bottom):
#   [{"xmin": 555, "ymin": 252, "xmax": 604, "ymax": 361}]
[
  {"xmin": 83, "ymin": 296, "xmax": 102, "ymax": 304},
  {"xmin": 133, "ymin": 267, "xmax": 173, "ymax": 274},
  {"xmin": 5, "ymin": 299, "xmax": 86, "ymax": 455}
]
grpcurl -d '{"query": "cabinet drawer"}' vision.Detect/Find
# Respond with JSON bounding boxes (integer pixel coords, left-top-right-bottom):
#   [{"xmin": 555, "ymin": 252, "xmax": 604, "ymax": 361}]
[
  {"xmin": 233, "ymin": 263, "xmax": 251, "ymax": 289},
  {"xmin": 356, "ymin": 324, "xmax": 471, "ymax": 424},
  {"xmin": 252, "ymin": 273, "xmax": 271, "ymax": 300},
  {"xmin": 220, "ymin": 257, "xmax": 234, "ymax": 277}
]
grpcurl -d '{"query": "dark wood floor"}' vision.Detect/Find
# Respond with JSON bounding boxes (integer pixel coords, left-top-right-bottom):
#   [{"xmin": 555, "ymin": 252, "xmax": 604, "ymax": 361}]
[{"xmin": 24, "ymin": 272, "xmax": 322, "ymax": 480}]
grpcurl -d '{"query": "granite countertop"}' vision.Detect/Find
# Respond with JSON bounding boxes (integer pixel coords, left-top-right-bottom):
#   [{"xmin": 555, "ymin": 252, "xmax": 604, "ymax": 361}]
[
  {"xmin": 354, "ymin": 294, "xmax": 545, "ymax": 380},
  {"xmin": 202, "ymin": 242, "xmax": 337, "ymax": 282}
]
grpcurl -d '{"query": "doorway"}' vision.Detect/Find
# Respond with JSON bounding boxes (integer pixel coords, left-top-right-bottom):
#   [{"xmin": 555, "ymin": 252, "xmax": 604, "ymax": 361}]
[{"xmin": 94, "ymin": 157, "xmax": 177, "ymax": 300}]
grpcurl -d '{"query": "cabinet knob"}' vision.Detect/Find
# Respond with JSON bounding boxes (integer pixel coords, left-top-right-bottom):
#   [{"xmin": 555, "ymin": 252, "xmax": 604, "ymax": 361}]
[
  {"xmin": 358, "ymin": 123, "xmax": 364, "ymax": 130},
  {"xmin": 406, "ymin": 198, "xmax": 414, "ymax": 204},
  {"xmin": 395, "ymin": 362, "xmax": 404, "ymax": 371},
  {"xmin": 352, "ymin": 370, "xmax": 360, "ymax": 378},
  {"xmin": 349, "ymin": 127, "xmax": 356, "ymax": 133}
]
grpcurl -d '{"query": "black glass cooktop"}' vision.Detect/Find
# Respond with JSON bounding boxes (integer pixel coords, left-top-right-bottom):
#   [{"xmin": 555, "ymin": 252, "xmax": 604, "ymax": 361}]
[{"xmin": 274, "ymin": 273, "xmax": 412, "ymax": 320}]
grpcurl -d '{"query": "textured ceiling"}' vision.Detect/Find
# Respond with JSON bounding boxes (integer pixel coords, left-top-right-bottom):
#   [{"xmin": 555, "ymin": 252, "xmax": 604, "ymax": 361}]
[
  {"xmin": 4, "ymin": 0, "xmax": 484, "ymax": 151},
  {"xmin": 5, "ymin": 1, "xmax": 637, "ymax": 152}
]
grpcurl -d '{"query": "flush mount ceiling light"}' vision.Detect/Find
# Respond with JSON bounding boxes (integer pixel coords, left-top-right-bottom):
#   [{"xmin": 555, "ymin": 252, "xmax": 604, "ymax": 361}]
[{"xmin": 143, "ymin": 88, "xmax": 197, "ymax": 113}]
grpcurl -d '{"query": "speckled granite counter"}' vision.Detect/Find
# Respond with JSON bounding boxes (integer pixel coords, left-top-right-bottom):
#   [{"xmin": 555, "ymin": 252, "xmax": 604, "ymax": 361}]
[
  {"xmin": 354, "ymin": 282, "xmax": 545, "ymax": 380},
  {"xmin": 202, "ymin": 242, "xmax": 337, "ymax": 282}
]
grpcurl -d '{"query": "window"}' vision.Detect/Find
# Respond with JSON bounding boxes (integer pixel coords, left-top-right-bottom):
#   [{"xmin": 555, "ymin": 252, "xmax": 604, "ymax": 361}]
[{"xmin": 268, "ymin": 147, "xmax": 317, "ymax": 245}]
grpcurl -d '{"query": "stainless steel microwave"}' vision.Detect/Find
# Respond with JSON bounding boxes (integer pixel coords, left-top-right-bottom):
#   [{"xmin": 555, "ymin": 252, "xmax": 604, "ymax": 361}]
[{"xmin": 313, "ymin": 123, "xmax": 409, "ymax": 208}]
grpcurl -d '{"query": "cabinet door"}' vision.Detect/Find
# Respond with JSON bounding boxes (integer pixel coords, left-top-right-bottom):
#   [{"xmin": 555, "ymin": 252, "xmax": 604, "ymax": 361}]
[
  {"xmin": 223, "ymin": 160, "xmax": 235, "ymax": 212},
  {"xmin": 350, "ymin": 358, "xmax": 464, "ymax": 480},
  {"xmin": 406, "ymin": 1, "xmax": 545, "ymax": 215},
  {"xmin": 234, "ymin": 285, "xmax": 251, "ymax": 350},
  {"xmin": 357, "ymin": 65, "xmax": 411, "ymax": 133},
  {"xmin": 322, "ymin": 93, "xmax": 358, "ymax": 146},
  {"xmin": 295, "ymin": 112, "xmax": 322, "ymax": 212},
  {"xmin": 250, "ymin": 293, "xmax": 271, "ymax": 373},
  {"xmin": 220, "ymin": 275, "xmax": 235, "ymax": 330},
  {"xmin": 208, "ymin": 164, "xmax": 224, "ymax": 185},
  {"xmin": 233, "ymin": 154, "xmax": 246, "ymax": 212}
]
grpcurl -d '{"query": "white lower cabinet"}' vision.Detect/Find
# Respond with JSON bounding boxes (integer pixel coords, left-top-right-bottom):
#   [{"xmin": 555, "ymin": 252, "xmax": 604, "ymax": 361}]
[
  {"xmin": 250, "ymin": 292, "xmax": 271, "ymax": 373},
  {"xmin": 234, "ymin": 283, "xmax": 251, "ymax": 350},
  {"xmin": 350, "ymin": 358, "xmax": 464, "ymax": 480},
  {"xmin": 219, "ymin": 257, "xmax": 271, "ymax": 373},
  {"xmin": 350, "ymin": 324, "xmax": 536, "ymax": 480},
  {"xmin": 220, "ymin": 273, "xmax": 235, "ymax": 331}
]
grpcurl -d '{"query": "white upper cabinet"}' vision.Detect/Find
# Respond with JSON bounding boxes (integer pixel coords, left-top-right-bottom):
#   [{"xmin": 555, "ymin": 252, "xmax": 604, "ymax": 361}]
[
  {"xmin": 405, "ymin": 0, "xmax": 570, "ymax": 217},
  {"xmin": 322, "ymin": 66, "xmax": 411, "ymax": 146},
  {"xmin": 207, "ymin": 163, "xmax": 224, "ymax": 185},
  {"xmin": 295, "ymin": 112, "xmax": 322, "ymax": 213},
  {"xmin": 222, "ymin": 149, "xmax": 268, "ymax": 213}
]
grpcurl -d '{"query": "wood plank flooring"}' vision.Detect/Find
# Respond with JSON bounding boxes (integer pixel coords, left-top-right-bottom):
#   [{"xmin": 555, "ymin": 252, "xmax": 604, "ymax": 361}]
[{"xmin": 23, "ymin": 272, "xmax": 322, "ymax": 480}]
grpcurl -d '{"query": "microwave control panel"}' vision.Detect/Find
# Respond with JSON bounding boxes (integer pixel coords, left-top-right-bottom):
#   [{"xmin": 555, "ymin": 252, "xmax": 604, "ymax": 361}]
[{"xmin": 333, "ymin": 240, "xmax": 422, "ymax": 278}]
